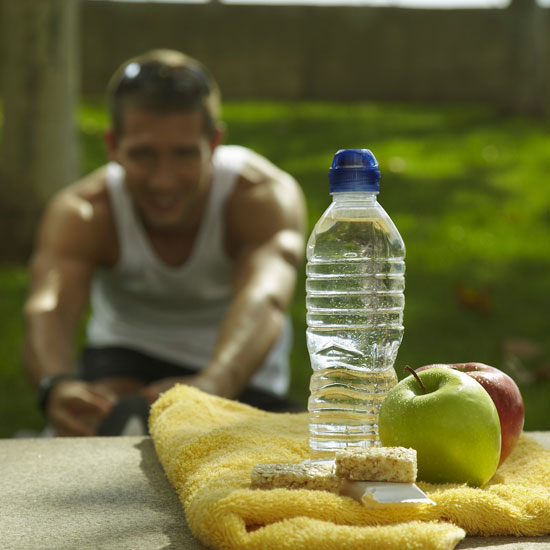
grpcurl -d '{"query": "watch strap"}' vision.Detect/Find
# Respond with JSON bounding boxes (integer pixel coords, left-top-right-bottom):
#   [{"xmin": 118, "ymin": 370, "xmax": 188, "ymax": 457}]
[{"xmin": 37, "ymin": 373, "xmax": 75, "ymax": 413}]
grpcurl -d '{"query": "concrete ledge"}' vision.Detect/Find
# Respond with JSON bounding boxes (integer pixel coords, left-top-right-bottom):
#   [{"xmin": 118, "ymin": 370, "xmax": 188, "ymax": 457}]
[{"xmin": 0, "ymin": 436, "xmax": 205, "ymax": 550}]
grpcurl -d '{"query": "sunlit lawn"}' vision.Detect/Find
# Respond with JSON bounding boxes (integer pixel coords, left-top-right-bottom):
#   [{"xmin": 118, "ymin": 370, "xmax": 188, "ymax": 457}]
[{"xmin": 1, "ymin": 100, "xmax": 549, "ymax": 437}]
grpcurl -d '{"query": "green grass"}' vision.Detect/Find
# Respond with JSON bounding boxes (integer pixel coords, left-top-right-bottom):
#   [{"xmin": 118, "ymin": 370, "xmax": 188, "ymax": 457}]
[{"xmin": 1, "ymin": 100, "xmax": 549, "ymax": 437}]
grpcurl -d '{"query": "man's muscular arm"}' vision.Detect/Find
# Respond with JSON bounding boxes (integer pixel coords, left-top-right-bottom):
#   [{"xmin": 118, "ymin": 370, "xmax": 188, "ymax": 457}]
[
  {"xmin": 23, "ymin": 178, "xmax": 116, "ymax": 435},
  {"xmin": 192, "ymin": 155, "xmax": 306, "ymax": 398}
]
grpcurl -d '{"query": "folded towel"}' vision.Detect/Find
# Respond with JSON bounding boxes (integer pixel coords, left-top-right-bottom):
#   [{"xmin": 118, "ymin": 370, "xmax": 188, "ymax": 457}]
[{"xmin": 150, "ymin": 385, "xmax": 550, "ymax": 550}]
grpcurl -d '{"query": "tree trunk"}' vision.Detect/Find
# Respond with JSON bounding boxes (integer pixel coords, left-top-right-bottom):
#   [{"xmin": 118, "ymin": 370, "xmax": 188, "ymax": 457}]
[
  {"xmin": 0, "ymin": 0, "xmax": 80, "ymax": 260},
  {"xmin": 508, "ymin": 0, "xmax": 549, "ymax": 115}
]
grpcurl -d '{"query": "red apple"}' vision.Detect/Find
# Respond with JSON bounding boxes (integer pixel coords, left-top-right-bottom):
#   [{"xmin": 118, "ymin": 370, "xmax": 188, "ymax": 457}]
[{"xmin": 415, "ymin": 362, "xmax": 525, "ymax": 466}]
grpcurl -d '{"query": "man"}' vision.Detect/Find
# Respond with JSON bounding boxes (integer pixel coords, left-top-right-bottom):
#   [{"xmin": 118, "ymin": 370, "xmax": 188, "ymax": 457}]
[{"xmin": 23, "ymin": 49, "xmax": 306, "ymax": 436}]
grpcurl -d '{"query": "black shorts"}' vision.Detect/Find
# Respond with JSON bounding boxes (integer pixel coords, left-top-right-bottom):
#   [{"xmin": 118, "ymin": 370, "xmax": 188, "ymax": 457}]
[{"xmin": 79, "ymin": 346, "xmax": 304, "ymax": 413}]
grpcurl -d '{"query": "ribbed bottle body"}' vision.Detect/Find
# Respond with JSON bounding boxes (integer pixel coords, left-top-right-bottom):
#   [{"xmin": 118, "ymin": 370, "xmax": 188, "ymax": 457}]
[{"xmin": 306, "ymin": 196, "xmax": 405, "ymax": 458}]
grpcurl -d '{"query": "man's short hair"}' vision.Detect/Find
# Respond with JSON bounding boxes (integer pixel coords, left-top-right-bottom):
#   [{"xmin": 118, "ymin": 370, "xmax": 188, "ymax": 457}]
[{"xmin": 107, "ymin": 49, "xmax": 221, "ymax": 138}]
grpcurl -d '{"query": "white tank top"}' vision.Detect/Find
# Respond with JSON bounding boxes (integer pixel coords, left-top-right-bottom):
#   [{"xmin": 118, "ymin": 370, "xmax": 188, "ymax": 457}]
[{"xmin": 86, "ymin": 145, "xmax": 291, "ymax": 396}]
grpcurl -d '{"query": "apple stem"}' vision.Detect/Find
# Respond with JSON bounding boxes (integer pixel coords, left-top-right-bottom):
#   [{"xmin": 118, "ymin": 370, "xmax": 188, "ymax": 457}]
[{"xmin": 404, "ymin": 365, "xmax": 427, "ymax": 394}]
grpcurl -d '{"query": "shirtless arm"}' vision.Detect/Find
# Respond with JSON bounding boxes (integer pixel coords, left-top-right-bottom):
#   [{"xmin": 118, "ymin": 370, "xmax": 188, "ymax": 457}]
[
  {"xmin": 198, "ymin": 225, "xmax": 304, "ymax": 399},
  {"xmin": 190, "ymin": 154, "xmax": 306, "ymax": 398},
  {"xmin": 23, "ymin": 179, "xmax": 116, "ymax": 435}
]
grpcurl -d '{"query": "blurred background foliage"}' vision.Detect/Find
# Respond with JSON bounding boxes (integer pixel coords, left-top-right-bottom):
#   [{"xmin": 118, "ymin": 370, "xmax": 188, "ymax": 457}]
[{"xmin": 1, "ymin": 99, "xmax": 549, "ymax": 437}]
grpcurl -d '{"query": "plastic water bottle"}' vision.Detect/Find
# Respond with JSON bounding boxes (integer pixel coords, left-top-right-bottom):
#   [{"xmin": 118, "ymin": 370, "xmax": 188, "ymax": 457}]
[{"xmin": 307, "ymin": 149, "xmax": 405, "ymax": 458}]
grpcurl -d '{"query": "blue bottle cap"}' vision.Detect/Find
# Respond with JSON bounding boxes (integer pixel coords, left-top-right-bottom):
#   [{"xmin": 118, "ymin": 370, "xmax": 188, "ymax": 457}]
[{"xmin": 328, "ymin": 149, "xmax": 380, "ymax": 193}]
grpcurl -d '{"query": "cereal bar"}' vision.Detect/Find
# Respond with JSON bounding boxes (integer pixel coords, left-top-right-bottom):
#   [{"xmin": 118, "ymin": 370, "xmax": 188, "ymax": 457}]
[
  {"xmin": 335, "ymin": 447, "xmax": 417, "ymax": 483},
  {"xmin": 250, "ymin": 461, "xmax": 340, "ymax": 492}
]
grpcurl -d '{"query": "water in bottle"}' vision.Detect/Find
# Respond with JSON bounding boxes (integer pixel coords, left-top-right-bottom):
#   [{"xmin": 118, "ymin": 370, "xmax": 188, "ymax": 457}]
[{"xmin": 307, "ymin": 149, "xmax": 405, "ymax": 458}]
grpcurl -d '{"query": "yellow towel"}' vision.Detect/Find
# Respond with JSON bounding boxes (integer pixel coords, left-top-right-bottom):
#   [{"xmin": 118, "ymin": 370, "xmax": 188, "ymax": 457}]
[{"xmin": 150, "ymin": 385, "xmax": 550, "ymax": 550}]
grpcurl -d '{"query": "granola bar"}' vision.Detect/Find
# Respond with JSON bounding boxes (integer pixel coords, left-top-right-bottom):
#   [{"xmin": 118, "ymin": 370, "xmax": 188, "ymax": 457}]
[
  {"xmin": 335, "ymin": 447, "xmax": 417, "ymax": 483},
  {"xmin": 250, "ymin": 461, "xmax": 340, "ymax": 492}
]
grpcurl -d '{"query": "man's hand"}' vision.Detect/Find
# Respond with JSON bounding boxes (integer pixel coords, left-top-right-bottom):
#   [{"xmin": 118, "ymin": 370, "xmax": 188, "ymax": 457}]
[
  {"xmin": 46, "ymin": 380, "xmax": 116, "ymax": 437},
  {"xmin": 140, "ymin": 374, "xmax": 219, "ymax": 405}
]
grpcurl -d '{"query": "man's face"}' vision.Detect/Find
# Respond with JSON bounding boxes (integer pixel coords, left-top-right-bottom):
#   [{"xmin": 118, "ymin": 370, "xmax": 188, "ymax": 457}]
[{"xmin": 107, "ymin": 108, "xmax": 219, "ymax": 232}]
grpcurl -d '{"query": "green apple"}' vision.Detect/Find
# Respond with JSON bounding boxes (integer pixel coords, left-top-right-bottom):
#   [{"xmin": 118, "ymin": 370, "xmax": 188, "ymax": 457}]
[{"xmin": 378, "ymin": 367, "xmax": 501, "ymax": 487}]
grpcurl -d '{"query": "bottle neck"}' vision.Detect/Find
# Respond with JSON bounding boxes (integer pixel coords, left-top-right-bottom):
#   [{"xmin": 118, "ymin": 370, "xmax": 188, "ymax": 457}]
[{"xmin": 330, "ymin": 191, "xmax": 378, "ymax": 203}]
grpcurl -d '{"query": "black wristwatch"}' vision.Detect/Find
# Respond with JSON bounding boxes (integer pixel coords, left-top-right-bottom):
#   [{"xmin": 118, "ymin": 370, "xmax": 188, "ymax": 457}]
[{"xmin": 37, "ymin": 374, "xmax": 75, "ymax": 413}]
